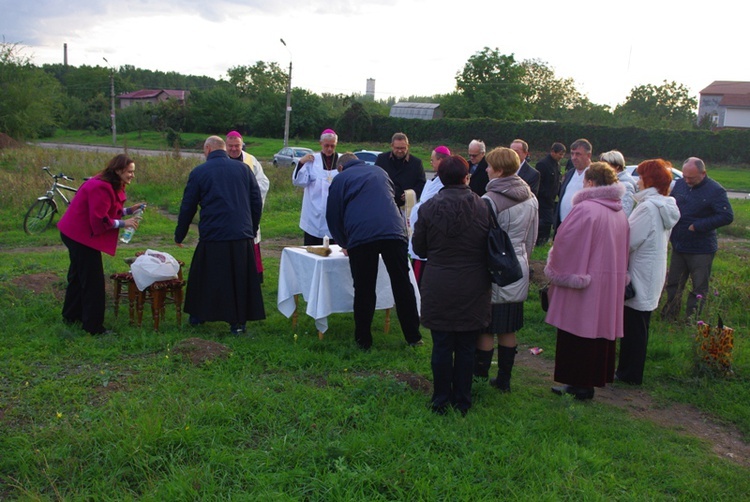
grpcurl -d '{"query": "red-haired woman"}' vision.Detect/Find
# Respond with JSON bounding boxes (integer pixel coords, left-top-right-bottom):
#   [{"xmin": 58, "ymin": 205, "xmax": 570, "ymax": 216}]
[
  {"xmin": 616, "ymin": 159, "xmax": 680, "ymax": 384},
  {"xmin": 57, "ymin": 154, "xmax": 145, "ymax": 335}
]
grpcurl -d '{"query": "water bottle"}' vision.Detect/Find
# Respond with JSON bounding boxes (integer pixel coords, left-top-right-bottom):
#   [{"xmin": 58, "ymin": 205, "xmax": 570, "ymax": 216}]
[{"xmin": 120, "ymin": 206, "xmax": 144, "ymax": 244}]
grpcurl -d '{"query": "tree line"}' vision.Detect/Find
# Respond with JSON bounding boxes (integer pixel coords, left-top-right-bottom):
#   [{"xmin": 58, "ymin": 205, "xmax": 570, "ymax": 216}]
[{"xmin": 1, "ymin": 42, "xmax": 702, "ymax": 142}]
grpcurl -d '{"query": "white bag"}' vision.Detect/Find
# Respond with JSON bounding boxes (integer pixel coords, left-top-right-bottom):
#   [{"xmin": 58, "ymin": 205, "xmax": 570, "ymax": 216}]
[{"xmin": 130, "ymin": 249, "xmax": 180, "ymax": 291}]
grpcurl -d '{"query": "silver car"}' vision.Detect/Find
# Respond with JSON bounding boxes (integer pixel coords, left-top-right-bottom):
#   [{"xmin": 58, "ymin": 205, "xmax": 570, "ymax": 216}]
[
  {"xmin": 625, "ymin": 165, "xmax": 682, "ymax": 192},
  {"xmin": 273, "ymin": 147, "xmax": 314, "ymax": 168}
]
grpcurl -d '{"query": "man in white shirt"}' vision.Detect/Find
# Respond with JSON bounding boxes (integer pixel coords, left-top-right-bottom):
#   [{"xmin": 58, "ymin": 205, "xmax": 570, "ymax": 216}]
[
  {"xmin": 555, "ymin": 138, "xmax": 593, "ymax": 232},
  {"xmin": 292, "ymin": 128, "xmax": 340, "ymax": 245}
]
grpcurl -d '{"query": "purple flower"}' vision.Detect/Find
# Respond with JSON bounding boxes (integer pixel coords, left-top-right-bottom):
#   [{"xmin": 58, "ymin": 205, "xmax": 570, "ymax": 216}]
[
  {"xmin": 697, "ymin": 321, "xmax": 705, "ymax": 326},
  {"xmin": 696, "ymin": 294, "xmax": 703, "ymax": 300}
]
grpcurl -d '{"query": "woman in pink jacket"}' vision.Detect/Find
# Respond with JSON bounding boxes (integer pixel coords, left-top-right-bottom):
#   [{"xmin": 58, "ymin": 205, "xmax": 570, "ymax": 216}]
[
  {"xmin": 57, "ymin": 154, "xmax": 144, "ymax": 335},
  {"xmin": 544, "ymin": 162, "xmax": 629, "ymax": 400}
]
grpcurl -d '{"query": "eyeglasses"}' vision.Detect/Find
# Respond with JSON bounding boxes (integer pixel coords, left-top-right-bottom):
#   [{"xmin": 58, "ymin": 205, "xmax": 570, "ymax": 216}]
[{"xmin": 468, "ymin": 153, "xmax": 480, "ymax": 158}]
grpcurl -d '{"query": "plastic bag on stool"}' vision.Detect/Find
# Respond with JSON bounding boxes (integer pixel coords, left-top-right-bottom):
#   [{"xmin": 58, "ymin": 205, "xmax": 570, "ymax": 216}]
[{"xmin": 130, "ymin": 249, "xmax": 180, "ymax": 291}]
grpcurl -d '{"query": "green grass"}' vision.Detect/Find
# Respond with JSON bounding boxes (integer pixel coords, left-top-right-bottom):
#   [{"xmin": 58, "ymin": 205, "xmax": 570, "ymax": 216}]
[{"xmin": 1, "ymin": 145, "xmax": 750, "ymax": 499}]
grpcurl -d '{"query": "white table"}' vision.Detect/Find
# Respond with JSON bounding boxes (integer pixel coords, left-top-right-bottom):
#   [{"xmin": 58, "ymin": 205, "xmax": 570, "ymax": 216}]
[{"xmin": 277, "ymin": 245, "xmax": 421, "ymax": 338}]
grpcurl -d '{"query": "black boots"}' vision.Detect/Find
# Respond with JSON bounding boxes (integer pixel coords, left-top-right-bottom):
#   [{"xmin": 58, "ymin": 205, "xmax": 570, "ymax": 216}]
[
  {"xmin": 473, "ymin": 348, "xmax": 494, "ymax": 381},
  {"xmin": 490, "ymin": 345, "xmax": 517, "ymax": 392}
]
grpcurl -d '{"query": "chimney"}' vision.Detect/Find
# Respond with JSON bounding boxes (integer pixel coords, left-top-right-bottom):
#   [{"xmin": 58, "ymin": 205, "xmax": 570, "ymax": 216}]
[
  {"xmin": 64, "ymin": 43, "xmax": 68, "ymax": 67},
  {"xmin": 366, "ymin": 78, "xmax": 375, "ymax": 99}
]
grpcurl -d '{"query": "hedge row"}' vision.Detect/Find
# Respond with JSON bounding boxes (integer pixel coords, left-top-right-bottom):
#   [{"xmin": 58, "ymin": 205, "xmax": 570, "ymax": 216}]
[{"xmin": 335, "ymin": 116, "xmax": 750, "ymax": 164}]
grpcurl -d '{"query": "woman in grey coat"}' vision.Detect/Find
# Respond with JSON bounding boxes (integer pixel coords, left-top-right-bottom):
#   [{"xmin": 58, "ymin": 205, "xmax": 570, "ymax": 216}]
[{"xmin": 474, "ymin": 147, "xmax": 538, "ymax": 392}]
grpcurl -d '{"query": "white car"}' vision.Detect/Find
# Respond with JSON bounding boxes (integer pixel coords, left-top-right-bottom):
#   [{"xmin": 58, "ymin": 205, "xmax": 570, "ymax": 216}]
[
  {"xmin": 625, "ymin": 165, "xmax": 683, "ymax": 192},
  {"xmin": 353, "ymin": 150, "xmax": 382, "ymax": 165}
]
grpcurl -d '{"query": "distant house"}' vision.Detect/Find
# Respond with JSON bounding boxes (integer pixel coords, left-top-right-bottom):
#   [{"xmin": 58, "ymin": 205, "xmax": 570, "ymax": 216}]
[
  {"xmin": 118, "ymin": 89, "xmax": 190, "ymax": 109},
  {"xmin": 389, "ymin": 102, "xmax": 442, "ymax": 120},
  {"xmin": 698, "ymin": 81, "xmax": 750, "ymax": 129}
]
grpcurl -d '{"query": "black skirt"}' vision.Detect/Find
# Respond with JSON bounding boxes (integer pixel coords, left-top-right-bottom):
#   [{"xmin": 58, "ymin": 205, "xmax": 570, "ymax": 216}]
[
  {"xmin": 554, "ymin": 329, "xmax": 616, "ymax": 388},
  {"xmin": 184, "ymin": 239, "xmax": 266, "ymax": 324},
  {"xmin": 489, "ymin": 302, "xmax": 524, "ymax": 334}
]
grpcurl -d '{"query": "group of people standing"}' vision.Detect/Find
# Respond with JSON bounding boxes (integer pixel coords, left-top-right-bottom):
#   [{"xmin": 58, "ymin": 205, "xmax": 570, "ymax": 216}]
[{"xmin": 58, "ymin": 129, "xmax": 734, "ymax": 417}]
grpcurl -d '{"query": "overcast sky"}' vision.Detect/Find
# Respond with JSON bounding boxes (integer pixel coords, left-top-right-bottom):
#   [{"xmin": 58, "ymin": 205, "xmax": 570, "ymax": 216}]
[{"xmin": 1, "ymin": 0, "xmax": 746, "ymax": 108}]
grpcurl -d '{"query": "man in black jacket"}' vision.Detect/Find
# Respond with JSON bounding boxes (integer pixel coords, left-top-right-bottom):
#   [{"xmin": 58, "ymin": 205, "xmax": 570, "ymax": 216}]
[
  {"xmin": 661, "ymin": 157, "xmax": 734, "ymax": 321},
  {"xmin": 375, "ymin": 132, "xmax": 426, "ymax": 208},
  {"xmin": 535, "ymin": 142, "xmax": 566, "ymax": 245},
  {"xmin": 511, "ymin": 139, "xmax": 540, "ymax": 196},
  {"xmin": 327, "ymin": 153, "xmax": 423, "ymax": 350},
  {"xmin": 467, "ymin": 139, "xmax": 490, "ymax": 196}
]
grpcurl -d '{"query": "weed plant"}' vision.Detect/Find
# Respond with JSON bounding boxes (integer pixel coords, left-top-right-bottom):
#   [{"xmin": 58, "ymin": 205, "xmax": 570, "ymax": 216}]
[{"xmin": 1, "ymin": 145, "xmax": 749, "ymax": 498}]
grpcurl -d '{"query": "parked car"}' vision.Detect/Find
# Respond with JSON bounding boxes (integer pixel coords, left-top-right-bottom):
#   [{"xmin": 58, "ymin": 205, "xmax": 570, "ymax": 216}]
[
  {"xmin": 273, "ymin": 147, "xmax": 313, "ymax": 168},
  {"xmin": 353, "ymin": 150, "xmax": 382, "ymax": 165},
  {"xmin": 625, "ymin": 165, "xmax": 683, "ymax": 192}
]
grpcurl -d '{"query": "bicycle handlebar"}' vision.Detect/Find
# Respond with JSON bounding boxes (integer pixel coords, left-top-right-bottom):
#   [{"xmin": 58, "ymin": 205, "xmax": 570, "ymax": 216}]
[{"xmin": 42, "ymin": 166, "xmax": 75, "ymax": 182}]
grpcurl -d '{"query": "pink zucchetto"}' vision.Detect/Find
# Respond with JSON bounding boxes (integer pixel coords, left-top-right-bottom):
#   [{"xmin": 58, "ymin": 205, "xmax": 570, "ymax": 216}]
[
  {"xmin": 226, "ymin": 130, "xmax": 243, "ymax": 139},
  {"xmin": 434, "ymin": 146, "xmax": 450, "ymax": 156},
  {"xmin": 321, "ymin": 128, "xmax": 336, "ymax": 135}
]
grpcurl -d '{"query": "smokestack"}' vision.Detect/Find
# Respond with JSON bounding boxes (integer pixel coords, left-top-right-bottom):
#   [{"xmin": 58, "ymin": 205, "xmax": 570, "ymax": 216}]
[
  {"xmin": 366, "ymin": 78, "xmax": 375, "ymax": 99},
  {"xmin": 64, "ymin": 43, "xmax": 68, "ymax": 67}
]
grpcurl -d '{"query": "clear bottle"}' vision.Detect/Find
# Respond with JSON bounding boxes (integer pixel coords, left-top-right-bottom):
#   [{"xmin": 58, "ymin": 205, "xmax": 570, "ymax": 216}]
[
  {"xmin": 120, "ymin": 206, "xmax": 144, "ymax": 244},
  {"xmin": 323, "ymin": 235, "xmax": 330, "ymax": 249}
]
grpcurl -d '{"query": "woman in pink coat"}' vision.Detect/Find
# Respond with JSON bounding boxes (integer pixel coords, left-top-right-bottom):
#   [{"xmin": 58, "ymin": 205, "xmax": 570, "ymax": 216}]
[
  {"xmin": 544, "ymin": 162, "xmax": 629, "ymax": 400},
  {"xmin": 57, "ymin": 154, "xmax": 144, "ymax": 335}
]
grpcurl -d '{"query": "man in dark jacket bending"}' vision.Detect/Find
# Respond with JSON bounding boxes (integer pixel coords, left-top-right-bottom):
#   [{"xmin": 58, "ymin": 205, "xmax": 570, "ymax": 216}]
[
  {"xmin": 326, "ymin": 153, "xmax": 423, "ymax": 350},
  {"xmin": 661, "ymin": 157, "xmax": 734, "ymax": 321}
]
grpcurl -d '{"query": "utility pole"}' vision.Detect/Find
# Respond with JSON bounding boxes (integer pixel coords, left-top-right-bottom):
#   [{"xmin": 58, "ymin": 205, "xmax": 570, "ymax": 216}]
[
  {"xmin": 103, "ymin": 57, "xmax": 116, "ymax": 146},
  {"xmin": 280, "ymin": 39, "xmax": 292, "ymax": 147}
]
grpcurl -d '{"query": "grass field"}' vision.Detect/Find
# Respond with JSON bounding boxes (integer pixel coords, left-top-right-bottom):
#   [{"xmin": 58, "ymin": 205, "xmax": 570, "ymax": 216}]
[{"xmin": 1, "ymin": 144, "xmax": 749, "ymax": 499}]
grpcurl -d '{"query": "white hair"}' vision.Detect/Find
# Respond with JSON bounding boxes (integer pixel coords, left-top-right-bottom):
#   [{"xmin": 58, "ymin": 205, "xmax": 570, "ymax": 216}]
[
  {"xmin": 320, "ymin": 131, "xmax": 338, "ymax": 142},
  {"xmin": 469, "ymin": 139, "xmax": 486, "ymax": 153}
]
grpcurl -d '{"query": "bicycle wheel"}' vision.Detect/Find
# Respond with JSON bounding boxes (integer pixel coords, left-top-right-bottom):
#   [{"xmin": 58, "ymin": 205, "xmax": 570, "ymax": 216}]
[{"xmin": 23, "ymin": 198, "xmax": 57, "ymax": 234}]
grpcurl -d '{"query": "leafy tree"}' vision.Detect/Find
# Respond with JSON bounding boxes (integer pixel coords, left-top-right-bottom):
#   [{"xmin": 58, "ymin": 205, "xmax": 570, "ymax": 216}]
[
  {"xmin": 336, "ymin": 101, "xmax": 373, "ymax": 142},
  {"xmin": 519, "ymin": 59, "xmax": 586, "ymax": 120},
  {"xmin": 227, "ymin": 61, "xmax": 287, "ymax": 98},
  {"xmin": 614, "ymin": 80, "xmax": 697, "ymax": 129},
  {"xmin": 452, "ymin": 47, "xmax": 529, "ymax": 120},
  {"xmin": 0, "ymin": 42, "xmax": 63, "ymax": 139},
  {"xmin": 186, "ymin": 86, "xmax": 247, "ymax": 133}
]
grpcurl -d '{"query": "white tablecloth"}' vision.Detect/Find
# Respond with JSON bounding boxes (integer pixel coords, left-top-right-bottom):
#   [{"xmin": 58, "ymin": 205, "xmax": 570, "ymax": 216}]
[{"xmin": 277, "ymin": 245, "xmax": 420, "ymax": 333}]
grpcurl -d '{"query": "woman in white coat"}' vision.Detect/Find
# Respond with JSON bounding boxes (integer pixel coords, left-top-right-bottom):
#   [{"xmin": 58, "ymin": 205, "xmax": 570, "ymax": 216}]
[{"xmin": 617, "ymin": 159, "xmax": 681, "ymax": 385}]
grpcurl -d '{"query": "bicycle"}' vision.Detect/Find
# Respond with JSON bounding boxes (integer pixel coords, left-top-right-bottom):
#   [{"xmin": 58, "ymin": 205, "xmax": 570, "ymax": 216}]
[{"xmin": 23, "ymin": 166, "xmax": 81, "ymax": 235}]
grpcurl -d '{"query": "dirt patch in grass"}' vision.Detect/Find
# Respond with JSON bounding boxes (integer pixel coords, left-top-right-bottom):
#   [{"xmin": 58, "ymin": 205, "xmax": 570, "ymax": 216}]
[
  {"xmin": 0, "ymin": 132, "xmax": 22, "ymax": 149},
  {"xmin": 389, "ymin": 371, "xmax": 432, "ymax": 394},
  {"xmin": 10, "ymin": 272, "xmax": 65, "ymax": 301},
  {"xmin": 172, "ymin": 337, "xmax": 231, "ymax": 365}
]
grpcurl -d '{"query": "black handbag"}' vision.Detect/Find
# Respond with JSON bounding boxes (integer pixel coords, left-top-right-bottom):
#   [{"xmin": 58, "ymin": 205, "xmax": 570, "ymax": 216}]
[
  {"xmin": 624, "ymin": 282, "xmax": 636, "ymax": 300},
  {"xmin": 540, "ymin": 283, "xmax": 550, "ymax": 312},
  {"xmin": 484, "ymin": 198, "xmax": 523, "ymax": 287}
]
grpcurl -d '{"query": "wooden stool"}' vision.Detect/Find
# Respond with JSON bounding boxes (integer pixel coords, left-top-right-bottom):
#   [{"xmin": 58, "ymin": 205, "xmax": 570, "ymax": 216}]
[
  {"xmin": 110, "ymin": 272, "xmax": 137, "ymax": 323},
  {"xmin": 110, "ymin": 255, "xmax": 185, "ymax": 331},
  {"xmin": 132, "ymin": 278, "xmax": 185, "ymax": 331}
]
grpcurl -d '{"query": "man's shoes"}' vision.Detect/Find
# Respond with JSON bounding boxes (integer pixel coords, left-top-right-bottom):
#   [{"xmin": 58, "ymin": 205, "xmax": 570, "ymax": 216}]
[
  {"xmin": 189, "ymin": 315, "xmax": 204, "ymax": 326},
  {"xmin": 229, "ymin": 323, "xmax": 246, "ymax": 335},
  {"xmin": 408, "ymin": 339, "xmax": 424, "ymax": 347},
  {"xmin": 551, "ymin": 385, "xmax": 594, "ymax": 400},
  {"xmin": 91, "ymin": 329, "xmax": 116, "ymax": 336}
]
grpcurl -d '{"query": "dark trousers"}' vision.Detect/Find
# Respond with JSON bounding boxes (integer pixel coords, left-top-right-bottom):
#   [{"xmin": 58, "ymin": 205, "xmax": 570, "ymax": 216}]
[
  {"xmin": 661, "ymin": 251, "xmax": 714, "ymax": 320},
  {"xmin": 617, "ymin": 307, "xmax": 652, "ymax": 385},
  {"xmin": 347, "ymin": 239, "xmax": 421, "ymax": 349},
  {"xmin": 431, "ymin": 329, "xmax": 480, "ymax": 413},
  {"xmin": 61, "ymin": 233, "xmax": 106, "ymax": 334},
  {"xmin": 537, "ymin": 200, "xmax": 555, "ymax": 245}
]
